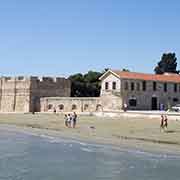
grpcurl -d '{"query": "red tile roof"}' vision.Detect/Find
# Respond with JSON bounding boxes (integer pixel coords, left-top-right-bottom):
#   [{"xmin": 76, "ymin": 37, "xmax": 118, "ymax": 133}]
[{"xmin": 111, "ymin": 70, "xmax": 180, "ymax": 83}]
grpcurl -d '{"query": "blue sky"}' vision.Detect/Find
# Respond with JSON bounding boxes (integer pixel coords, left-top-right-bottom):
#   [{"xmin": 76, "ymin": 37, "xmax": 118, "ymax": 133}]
[{"xmin": 0, "ymin": 0, "xmax": 180, "ymax": 77}]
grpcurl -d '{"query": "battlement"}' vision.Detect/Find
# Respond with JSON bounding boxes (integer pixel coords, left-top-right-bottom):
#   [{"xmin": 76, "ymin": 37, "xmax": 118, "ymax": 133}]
[
  {"xmin": 0, "ymin": 75, "xmax": 71, "ymax": 113},
  {"xmin": 30, "ymin": 76, "xmax": 70, "ymax": 83},
  {"xmin": 0, "ymin": 76, "xmax": 31, "ymax": 82},
  {"xmin": 0, "ymin": 76, "xmax": 71, "ymax": 92},
  {"xmin": 0, "ymin": 76, "xmax": 70, "ymax": 84}
]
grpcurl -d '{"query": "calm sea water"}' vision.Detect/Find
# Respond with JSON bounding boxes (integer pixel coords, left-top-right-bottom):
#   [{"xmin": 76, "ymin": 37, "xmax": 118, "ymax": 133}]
[{"xmin": 0, "ymin": 127, "xmax": 180, "ymax": 180}]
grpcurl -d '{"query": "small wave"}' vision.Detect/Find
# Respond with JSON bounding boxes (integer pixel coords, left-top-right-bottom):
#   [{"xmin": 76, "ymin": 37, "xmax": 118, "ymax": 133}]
[
  {"xmin": 49, "ymin": 139, "xmax": 61, "ymax": 143},
  {"xmin": 81, "ymin": 147, "xmax": 94, "ymax": 153},
  {"xmin": 79, "ymin": 142, "xmax": 88, "ymax": 146},
  {"xmin": 40, "ymin": 134, "xmax": 55, "ymax": 140}
]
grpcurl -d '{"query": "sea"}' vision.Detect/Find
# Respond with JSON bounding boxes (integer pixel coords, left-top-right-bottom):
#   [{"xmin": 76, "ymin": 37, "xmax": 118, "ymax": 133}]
[{"xmin": 0, "ymin": 126, "xmax": 180, "ymax": 180}]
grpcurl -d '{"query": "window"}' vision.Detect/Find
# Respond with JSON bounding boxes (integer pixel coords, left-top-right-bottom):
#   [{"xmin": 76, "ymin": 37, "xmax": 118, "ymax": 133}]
[
  {"xmin": 72, "ymin": 104, "xmax": 77, "ymax": 110},
  {"xmin": 131, "ymin": 82, "xmax": 135, "ymax": 91},
  {"xmin": 173, "ymin": 98, "xmax": 178, "ymax": 102},
  {"xmin": 124, "ymin": 82, "xmax": 129, "ymax": 90},
  {"xmin": 153, "ymin": 82, "xmax": 157, "ymax": 91},
  {"xmin": 174, "ymin": 84, "xmax": 177, "ymax": 92},
  {"xmin": 164, "ymin": 83, "xmax": 167, "ymax": 92},
  {"xmin": 142, "ymin": 81, "xmax": 146, "ymax": 91},
  {"xmin": 136, "ymin": 82, "xmax": 140, "ymax": 91},
  {"xmin": 112, "ymin": 82, "xmax": 116, "ymax": 90},
  {"xmin": 48, "ymin": 104, "xmax": 53, "ymax": 110},
  {"xmin": 105, "ymin": 82, "xmax": 109, "ymax": 90},
  {"xmin": 59, "ymin": 104, "xmax": 64, "ymax": 110},
  {"xmin": 96, "ymin": 104, "xmax": 102, "ymax": 112},
  {"xmin": 129, "ymin": 98, "xmax": 137, "ymax": 107},
  {"xmin": 84, "ymin": 104, "xmax": 89, "ymax": 111}
]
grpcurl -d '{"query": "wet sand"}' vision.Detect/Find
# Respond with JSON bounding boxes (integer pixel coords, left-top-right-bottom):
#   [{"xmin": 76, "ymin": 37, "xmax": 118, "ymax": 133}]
[{"xmin": 0, "ymin": 113, "xmax": 180, "ymax": 154}]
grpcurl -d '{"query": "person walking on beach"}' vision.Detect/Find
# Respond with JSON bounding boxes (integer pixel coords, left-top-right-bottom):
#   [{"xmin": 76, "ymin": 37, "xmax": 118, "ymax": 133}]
[
  {"xmin": 64, "ymin": 114, "xmax": 68, "ymax": 127},
  {"xmin": 72, "ymin": 112, "xmax": 77, "ymax": 128},
  {"xmin": 160, "ymin": 114, "xmax": 164, "ymax": 132},
  {"xmin": 67, "ymin": 114, "xmax": 72, "ymax": 128},
  {"xmin": 123, "ymin": 103, "xmax": 127, "ymax": 112},
  {"xmin": 164, "ymin": 115, "xmax": 168, "ymax": 131}
]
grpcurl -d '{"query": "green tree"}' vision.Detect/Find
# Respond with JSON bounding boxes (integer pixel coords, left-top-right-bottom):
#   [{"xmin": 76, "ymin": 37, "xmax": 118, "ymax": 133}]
[
  {"xmin": 68, "ymin": 71, "xmax": 103, "ymax": 97},
  {"xmin": 68, "ymin": 73, "xmax": 84, "ymax": 82},
  {"xmin": 154, "ymin": 53, "xmax": 179, "ymax": 74},
  {"xmin": 84, "ymin": 71, "xmax": 102, "ymax": 83}
]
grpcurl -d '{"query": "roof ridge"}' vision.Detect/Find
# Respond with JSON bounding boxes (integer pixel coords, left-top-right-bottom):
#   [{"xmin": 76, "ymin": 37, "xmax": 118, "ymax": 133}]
[
  {"xmin": 112, "ymin": 70, "xmax": 180, "ymax": 76},
  {"xmin": 110, "ymin": 70, "xmax": 180, "ymax": 83}
]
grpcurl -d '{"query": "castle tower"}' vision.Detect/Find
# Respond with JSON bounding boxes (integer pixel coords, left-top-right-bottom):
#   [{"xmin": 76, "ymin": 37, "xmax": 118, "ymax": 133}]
[{"xmin": 0, "ymin": 76, "xmax": 71, "ymax": 113}]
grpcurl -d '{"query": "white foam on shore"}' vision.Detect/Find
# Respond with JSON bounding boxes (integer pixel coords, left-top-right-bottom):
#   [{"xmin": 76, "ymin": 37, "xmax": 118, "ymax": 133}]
[
  {"xmin": 80, "ymin": 147, "xmax": 95, "ymax": 153},
  {"xmin": 40, "ymin": 134, "xmax": 55, "ymax": 140},
  {"xmin": 0, "ymin": 124, "xmax": 180, "ymax": 160}
]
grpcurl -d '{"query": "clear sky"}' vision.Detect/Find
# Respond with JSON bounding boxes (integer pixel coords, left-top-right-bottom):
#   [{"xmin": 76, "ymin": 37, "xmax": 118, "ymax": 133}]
[{"xmin": 0, "ymin": 0, "xmax": 180, "ymax": 77}]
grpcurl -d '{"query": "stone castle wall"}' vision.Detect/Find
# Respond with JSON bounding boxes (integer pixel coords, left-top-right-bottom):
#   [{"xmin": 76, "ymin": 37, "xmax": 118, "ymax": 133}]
[
  {"xmin": 40, "ymin": 94, "xmax": 122, "ymax": 113},
  {"xmin": 0, "ymin": 77, "xmax": 31, "ymax": 112},
  {"xmin": 40, "ymin": 97, "xmax": 102, "ymax": 113},
  {"xmin": 0, "ymin": 76, "xmax": 71, "ymax": 112},
  {"xmin": 29, "ymin": 77, "xmax": 71, "ymax": 112}
]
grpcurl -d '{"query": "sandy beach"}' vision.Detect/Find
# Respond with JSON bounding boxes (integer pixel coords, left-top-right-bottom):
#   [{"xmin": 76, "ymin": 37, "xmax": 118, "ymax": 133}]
[{"xmin": 0, "ymin": 113, "xmax": 180, "ymax": 154}]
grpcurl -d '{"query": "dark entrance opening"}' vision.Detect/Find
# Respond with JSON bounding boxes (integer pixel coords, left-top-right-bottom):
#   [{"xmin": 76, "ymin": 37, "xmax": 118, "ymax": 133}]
[
  {"xmin": 152, "ymin": 97, "xmax": 158, "ymax": 110},
  {"xmin": 32, "ymin": 96, "xmax": 40, "ymax": 113}
]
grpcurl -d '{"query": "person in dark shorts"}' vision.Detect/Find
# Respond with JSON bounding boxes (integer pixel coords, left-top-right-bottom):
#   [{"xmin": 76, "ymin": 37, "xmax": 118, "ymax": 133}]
[
  {"xmin": 72, "ymin": 112, "xmax": 77, "ymax": 128},
  {"xmin": 160, "ymin": 115, "xmax": 164, "ymax": 132},
  {"xmin": 164, "ymin": 115, "xmax": 168, "ymax": 131}
]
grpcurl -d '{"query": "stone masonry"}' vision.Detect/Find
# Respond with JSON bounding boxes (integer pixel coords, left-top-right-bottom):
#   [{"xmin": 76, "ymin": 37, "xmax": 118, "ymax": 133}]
[
  {"xmin": 100, "ymin": 70, "xmax": 180, "ymax": 111},
  {"xmin": 0, "ymin": 76, "xmax": 71, "ymax": 112},
  {"xmin": 3, "ymin": 69, "xmax": 179, "ymax": 113},
  {"xmin": 40, "ymin": 97, "xmax": 102, "ymax": 113}
]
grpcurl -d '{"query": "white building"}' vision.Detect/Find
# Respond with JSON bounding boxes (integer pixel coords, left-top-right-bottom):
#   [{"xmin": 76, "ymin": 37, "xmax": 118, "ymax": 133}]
[{"xmin": 100, "ymin": 70, "xmax": 180, "ymax": 110}]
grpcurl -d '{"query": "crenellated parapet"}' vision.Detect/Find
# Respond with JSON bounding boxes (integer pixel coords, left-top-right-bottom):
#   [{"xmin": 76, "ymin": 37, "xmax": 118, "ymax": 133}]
[
  {"xmin": 0, "ymin": 76, "xmax": 70, "ymax": 87},
  {"xmin": 0, "ymin": 75, "xmax": 71, "ymax": 113},
  {"xmin": 30, "ymin": 76, "xmax": 71, "ymax": 90},
  {"xmin": 0, "ymin": 76, "xmax": 32, "ymax": 82},
  {"xmin": 30, "ymin": 76, "xmax": 69, "ymax": 82}
]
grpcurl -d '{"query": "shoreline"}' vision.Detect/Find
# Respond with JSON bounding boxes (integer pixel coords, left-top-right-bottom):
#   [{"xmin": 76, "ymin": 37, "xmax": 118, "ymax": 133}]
[
  {"xmin": 0, "ymin": 123, "xmax": 180, "ymax": 156},
  {"xmin": 0, "ymin": 113, "xmax": 179, "ymax": 155}
]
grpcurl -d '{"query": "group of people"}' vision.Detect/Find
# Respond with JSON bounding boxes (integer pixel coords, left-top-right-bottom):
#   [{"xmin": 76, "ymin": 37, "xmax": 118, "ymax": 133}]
[
  {"xmin": 160, "ymin": 114, "xmax": 168, "ymax": 132},
  {"xmin": 64, "ymin": 112, "xmax": 77, "ymax": 128}
]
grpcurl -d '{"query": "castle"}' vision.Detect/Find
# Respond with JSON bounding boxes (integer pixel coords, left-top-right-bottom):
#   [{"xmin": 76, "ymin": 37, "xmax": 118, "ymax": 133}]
[
  {"xmin": 0, "ymin": 76, "xmax": 71, "ymax": 112},
  {"xmin": 1, "ymin": 69, "xmax": 180, "ymax": 113}
]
